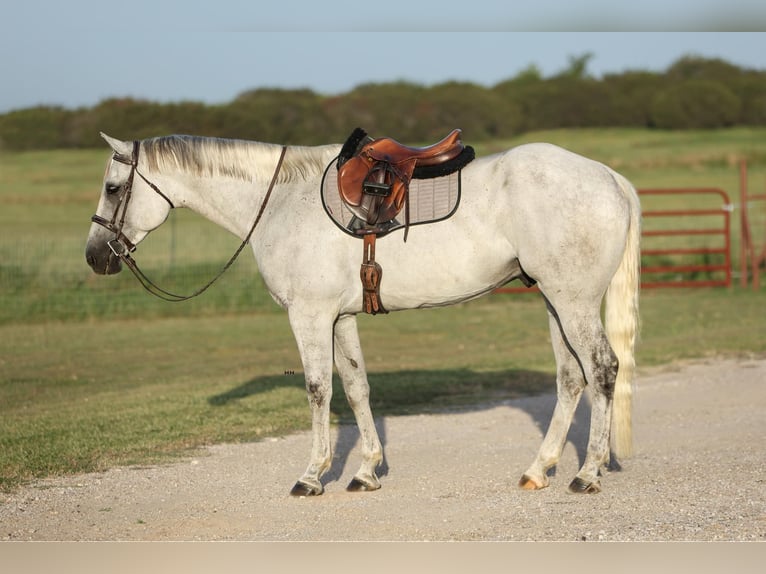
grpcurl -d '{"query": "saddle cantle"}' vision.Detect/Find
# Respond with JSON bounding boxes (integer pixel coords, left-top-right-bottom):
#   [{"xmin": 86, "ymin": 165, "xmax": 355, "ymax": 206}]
[{"xmin": 335, "ymin": 128, "xmax": 475, "ymax": 314}]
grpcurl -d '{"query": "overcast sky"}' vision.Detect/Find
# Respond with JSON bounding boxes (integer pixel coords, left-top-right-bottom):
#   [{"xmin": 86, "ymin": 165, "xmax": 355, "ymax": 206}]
[{"xmin": 1, "ymin": 1, "xmax": 764, "ymax": 113}]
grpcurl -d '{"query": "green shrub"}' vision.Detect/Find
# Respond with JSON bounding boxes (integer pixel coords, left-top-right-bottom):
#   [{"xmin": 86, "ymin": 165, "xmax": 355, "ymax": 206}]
[{"xmin": 650, "ymin": 79, "xmax": 742, "ymax": 129}]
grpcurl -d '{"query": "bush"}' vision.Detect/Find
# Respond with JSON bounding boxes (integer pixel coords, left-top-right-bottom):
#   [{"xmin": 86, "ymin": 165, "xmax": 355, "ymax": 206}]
[
  {"xmin": 650, "ymin": 79, "xmax": 742, "ymax": 129},
  {"xmin": 0, "ymin": 107, "xmax": 74, "ymax": 150},
  {"xmin": 2, "ymin": 55, "xmax": 766, "ymax": 150}
]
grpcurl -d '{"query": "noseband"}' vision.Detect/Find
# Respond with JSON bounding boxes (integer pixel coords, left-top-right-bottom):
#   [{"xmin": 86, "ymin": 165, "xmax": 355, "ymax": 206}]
[
  {"xmin": 91, "ymin": 141, "xmax": 287, "ymax": 301},
  {"xmin": 91, "ymin": 140, "xmax": 175, "ymax": 258}
]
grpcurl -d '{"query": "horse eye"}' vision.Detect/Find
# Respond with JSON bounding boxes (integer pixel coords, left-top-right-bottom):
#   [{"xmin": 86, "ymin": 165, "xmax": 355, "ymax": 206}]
[{"xmin": 105, "ymin": 183, "xmax": 121, "ymax": 195}]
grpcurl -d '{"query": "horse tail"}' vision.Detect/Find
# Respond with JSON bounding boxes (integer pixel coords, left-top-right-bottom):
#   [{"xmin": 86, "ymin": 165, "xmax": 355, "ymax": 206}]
[{"xmin": 605, "ymin": 171, "xmax": 641, "ymax": 459}]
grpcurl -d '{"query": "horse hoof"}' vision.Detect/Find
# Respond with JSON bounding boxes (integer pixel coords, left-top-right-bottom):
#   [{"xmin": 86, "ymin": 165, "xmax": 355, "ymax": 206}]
[
  {"xmin": 518, "ymin": 474, "xmax": 547, "ymax": 490},
  {"xmin": 347, "ymin": 477, "xmax": 381, "ymax": 492},
  {"xmin": 290, "ymin": 481, "xmax": 323, "ymax": 497},
  {"xmin": 568, "ymin": 477, "xmax": 601, "ymax": 494}
]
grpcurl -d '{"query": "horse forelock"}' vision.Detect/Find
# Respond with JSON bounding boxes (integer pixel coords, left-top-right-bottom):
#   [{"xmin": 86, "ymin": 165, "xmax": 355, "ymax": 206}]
[{"xmin": 140, "ymin": 135, "xmax": 337, "ymax": 184}]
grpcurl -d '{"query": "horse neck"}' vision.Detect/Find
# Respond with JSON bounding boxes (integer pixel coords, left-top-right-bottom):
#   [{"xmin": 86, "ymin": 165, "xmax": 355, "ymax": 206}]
[
  {"xmin": 143, "ymin": 140, "xmax": 340, "ymax": 240},
  {"xmin": 178, "ymin": 172, "xmax": 275, "ymax": 240},
  {"xmin": 161, "ymin": 145, "xmax": 289, "ymax": 240}
]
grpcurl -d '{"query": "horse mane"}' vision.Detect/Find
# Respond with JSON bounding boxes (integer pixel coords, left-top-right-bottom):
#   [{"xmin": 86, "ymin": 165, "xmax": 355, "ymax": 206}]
[{"xmin": 140, "ymin": 135, "xmax": 338, "ymax": 183}]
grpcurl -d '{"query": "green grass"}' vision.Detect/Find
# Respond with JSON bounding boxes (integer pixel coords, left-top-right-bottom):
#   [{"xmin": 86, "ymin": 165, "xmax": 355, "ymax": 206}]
[{"xmin": 1, "ymin": 128, "xmax": 765, "ymax": 491}]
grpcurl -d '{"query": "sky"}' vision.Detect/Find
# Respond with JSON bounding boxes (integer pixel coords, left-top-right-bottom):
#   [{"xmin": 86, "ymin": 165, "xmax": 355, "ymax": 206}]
[{"xmin": 1, "ymin": 1, "xmax": 765, "ymax": 114}]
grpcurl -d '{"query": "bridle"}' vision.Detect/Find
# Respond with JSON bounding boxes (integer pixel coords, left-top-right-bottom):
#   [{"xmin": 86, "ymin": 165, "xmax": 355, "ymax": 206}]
[
  {"xmin": 92, "ymin": 140, "xmax": 175, "ymax": 257},
  {"xmin": 91, "ymin": 140, "xmax": 287, "ymax": 301}
]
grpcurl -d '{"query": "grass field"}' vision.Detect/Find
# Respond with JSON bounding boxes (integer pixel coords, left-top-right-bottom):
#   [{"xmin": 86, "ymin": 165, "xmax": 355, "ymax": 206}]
[{"xmin": 1, "ymin": 128, "xmax": 765, "ymax": 491}]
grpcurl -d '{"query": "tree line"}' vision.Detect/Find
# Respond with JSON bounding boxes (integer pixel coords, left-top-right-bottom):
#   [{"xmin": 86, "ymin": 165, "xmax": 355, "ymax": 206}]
[{"xmin": 1, "ymin": 55, "xmax": 765, "ymax": 151}]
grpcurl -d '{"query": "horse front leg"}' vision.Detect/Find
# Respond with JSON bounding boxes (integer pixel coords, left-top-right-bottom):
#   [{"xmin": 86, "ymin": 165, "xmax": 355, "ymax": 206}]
[
  {"xmin": 333, "ymin": 314, "xmax": 383, "ymax": 491},
  {"xmin": 288, "ymin": 308, "xmax": 335, "ymax": 497}
]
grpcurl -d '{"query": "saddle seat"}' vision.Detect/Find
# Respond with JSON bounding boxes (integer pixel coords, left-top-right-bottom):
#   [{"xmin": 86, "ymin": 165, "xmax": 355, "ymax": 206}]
[{"xmin": 362, "ymin": 128, "xmax": 464, "ymax": 167}]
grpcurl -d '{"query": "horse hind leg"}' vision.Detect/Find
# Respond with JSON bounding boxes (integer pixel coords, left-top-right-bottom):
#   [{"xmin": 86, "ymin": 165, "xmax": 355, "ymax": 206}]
[
  {"xmin": 569, "ymin": 332, "xmax": 619, "ymax": 494},
  {"xmin": 521, "ymin": 296, "xmax": 618, "ymax": 494},
  {"xmin": 558, "ymin": 307, "xmax": 618, "ymax": 493},
  {"xmin": 519, "ymin": 308, "xmax": 586, "ymax": 490},
  {"xmin": 333, "ymin": 315, "xmax": 384, "ymax": 492}
]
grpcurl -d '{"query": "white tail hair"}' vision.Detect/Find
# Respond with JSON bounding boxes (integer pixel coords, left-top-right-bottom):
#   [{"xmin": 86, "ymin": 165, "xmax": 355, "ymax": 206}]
[{"xmin": 605, "ymin": 171, "xmax": 641, "ymax": 458}]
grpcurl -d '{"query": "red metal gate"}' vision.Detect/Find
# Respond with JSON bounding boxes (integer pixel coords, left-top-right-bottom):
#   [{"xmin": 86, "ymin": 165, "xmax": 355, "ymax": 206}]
[
  {"xmin": 639, "ymin": 188, "xmax": 732, "ymax": 289},
  {"xmin": 494, "ymin": 187, "xmax": 733, "ymax": 293}
]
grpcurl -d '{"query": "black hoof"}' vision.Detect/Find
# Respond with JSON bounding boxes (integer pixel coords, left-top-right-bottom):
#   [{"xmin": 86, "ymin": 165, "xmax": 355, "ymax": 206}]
[
  {"xmin": 290, "ymin": 481, "xmax": 322, "ymax": 497},
  {"xmin": 346, "ymin": 477, "xmax": 379, "ymax": 492},
  {"xmin": 568, "ymin": 477, "xmax": 601, "ymax": 494}
]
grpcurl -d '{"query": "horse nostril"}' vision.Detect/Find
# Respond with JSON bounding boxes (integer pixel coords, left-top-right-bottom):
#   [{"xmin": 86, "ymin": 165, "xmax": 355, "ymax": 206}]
[{"xmin": 86, "ymin": 251, "xmax": 105, "ymax": 273}]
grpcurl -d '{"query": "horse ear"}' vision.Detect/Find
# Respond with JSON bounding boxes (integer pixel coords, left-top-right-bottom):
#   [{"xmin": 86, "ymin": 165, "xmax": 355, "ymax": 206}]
[{"xmin": 100, "ymin": 132, "xmax": 133, "ymax": 157}]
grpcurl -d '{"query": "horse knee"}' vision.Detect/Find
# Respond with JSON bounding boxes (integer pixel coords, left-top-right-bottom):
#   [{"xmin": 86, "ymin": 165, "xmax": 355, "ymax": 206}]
[{"xmin": 306, "ymin": 378, "xmax": 331, "ymax": 408}]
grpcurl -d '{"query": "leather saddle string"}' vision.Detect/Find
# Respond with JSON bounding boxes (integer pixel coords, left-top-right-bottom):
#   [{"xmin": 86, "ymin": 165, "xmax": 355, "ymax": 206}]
[{"xmin": 118, "ymin": 145, "xmax": 287, "ymax": 302}]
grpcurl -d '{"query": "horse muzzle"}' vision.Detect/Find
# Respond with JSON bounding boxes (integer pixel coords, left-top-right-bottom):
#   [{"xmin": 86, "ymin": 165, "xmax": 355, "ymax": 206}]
[
  {"xmin": 86, "ymin": 214, "xmax": 138, "ymax": 274},
  {"xmin": 85, "ymin": 241, "xmax": 124, "ymax": 275}
]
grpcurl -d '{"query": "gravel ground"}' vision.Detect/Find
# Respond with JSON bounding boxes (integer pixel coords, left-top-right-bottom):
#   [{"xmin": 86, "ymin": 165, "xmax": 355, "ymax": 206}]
[{"xmin": 1, "ymin": 356, "xmax": 765, "ymax": 541}]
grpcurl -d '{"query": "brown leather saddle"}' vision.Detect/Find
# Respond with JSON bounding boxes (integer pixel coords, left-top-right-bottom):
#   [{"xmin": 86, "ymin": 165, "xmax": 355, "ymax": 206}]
[{"xmin": 336, "ymin": 128, "xmax": 475, "ymax": 314}]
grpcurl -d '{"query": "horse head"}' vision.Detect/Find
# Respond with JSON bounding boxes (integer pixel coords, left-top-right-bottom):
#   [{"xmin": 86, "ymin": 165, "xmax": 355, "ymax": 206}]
[{"xmin": 85, "ymin": 133, "xmax": 174, "ymax": 275}]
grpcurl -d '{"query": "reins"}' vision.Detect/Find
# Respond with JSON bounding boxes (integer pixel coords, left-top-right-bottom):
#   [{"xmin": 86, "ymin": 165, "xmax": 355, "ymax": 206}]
[{"xmin": 91, "ymin": 141, "xmax": 287, "ymax": 302}]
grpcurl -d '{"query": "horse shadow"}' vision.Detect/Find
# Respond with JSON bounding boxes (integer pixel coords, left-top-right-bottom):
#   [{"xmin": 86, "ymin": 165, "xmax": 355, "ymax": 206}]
[{"xmin": 207, "ymin": 366, "xmax": 612, "ymax": 485}]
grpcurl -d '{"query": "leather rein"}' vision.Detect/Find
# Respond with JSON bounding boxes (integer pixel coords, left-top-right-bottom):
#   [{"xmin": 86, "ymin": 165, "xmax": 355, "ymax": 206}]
[{"xmin": 91, "ymin": 141, "xmax": 287, "ymax": 302}]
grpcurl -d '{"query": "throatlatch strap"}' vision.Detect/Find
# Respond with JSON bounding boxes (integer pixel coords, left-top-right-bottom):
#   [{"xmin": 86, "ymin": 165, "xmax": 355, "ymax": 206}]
[{"xmin": 360, "ymin": 234, "xmax": 387, "ymax": 315}]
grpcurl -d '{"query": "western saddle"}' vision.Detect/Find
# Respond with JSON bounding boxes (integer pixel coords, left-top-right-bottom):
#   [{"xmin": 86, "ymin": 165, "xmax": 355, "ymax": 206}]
[{"xmin": 336, "ymin": 128, "xmax": 475, "ymax": 314}]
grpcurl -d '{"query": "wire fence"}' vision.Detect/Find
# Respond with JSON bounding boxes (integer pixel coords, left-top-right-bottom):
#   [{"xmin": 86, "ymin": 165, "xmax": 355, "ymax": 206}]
[{"xmin": 0, "ymin": 217, "xmax": 278, "ymax": 325}]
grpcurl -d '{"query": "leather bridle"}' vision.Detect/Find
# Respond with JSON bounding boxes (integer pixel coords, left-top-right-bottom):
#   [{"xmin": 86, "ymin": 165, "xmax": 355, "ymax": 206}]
[
  {"xmin": 90, "ymin": 141, "xmax": 287, "ymax": 301},
  {"xmin": 91, "ymin": 140, "xmax": 175, "ymax": 258}
]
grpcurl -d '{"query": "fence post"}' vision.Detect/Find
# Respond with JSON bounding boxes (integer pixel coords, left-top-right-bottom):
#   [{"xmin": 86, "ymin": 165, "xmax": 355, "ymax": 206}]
[{"xmin": 740, "ymin": 160, "xmax": 749, "ymax": 288}]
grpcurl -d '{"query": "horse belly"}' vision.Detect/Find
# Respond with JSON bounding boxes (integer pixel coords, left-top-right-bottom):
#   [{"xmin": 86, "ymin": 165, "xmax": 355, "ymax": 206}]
[{"xmin": 371, "ymin": 220, "xmax": 517, "ymax": 310}]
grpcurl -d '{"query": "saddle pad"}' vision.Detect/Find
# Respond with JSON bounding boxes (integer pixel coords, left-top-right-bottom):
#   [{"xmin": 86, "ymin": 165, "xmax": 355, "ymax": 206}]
[{"xmin": 321, "ymin": 157, "xmax": 462, "ymax": 238}]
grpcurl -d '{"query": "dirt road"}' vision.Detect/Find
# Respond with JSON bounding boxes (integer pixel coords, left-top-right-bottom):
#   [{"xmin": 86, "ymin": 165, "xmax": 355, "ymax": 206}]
[{"xmin": 2, "ymin": 356, "xmax": 764, "ymax": 541}]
